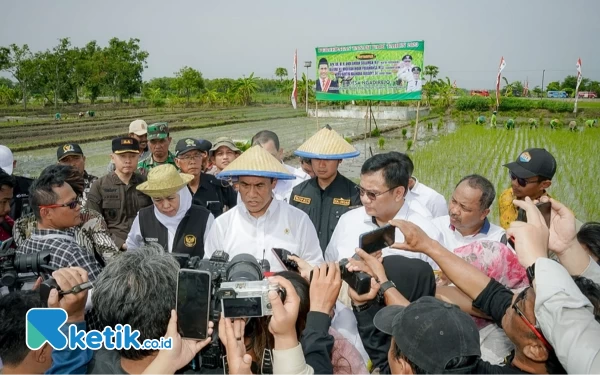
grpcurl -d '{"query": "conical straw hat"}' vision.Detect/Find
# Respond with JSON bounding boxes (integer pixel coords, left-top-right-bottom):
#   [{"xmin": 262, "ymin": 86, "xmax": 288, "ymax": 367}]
[
  {"xmin": 217, "ymin": 145, "xmax": 295, "ymax": 180},
  {"xmin": 136, "ymin": 164, "xmax": 194, "ymax": 198},
  {"xmin": 294, "ymin": 127, "xmax": 359, "ymax": 159}
]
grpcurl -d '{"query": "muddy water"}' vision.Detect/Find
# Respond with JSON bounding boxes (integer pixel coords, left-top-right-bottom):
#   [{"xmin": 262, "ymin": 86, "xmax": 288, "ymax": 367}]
[{"xmin": 13, "ymin": 116, "xmax": 425, "ymax": 178}]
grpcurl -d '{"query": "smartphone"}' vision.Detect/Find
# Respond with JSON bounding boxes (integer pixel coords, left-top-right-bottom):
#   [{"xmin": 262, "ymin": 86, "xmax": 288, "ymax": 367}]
[
  {"xmin": 358, "ymin": 225, "xmax": 396, "ymax": 254},
  {"xmin": 509, "ymin": 201, "xmax": 552, "ymax": 248},
  {"xmin": 516, "ymin": 201, "xmax": 551, "ymax": 227},
  {"xmin": 272, "ymin": 248, "xmax": 299, "ymax": 272},
  {"xmin": 176, "ymin": 269, "xmax": 211, "ymax": 340}
]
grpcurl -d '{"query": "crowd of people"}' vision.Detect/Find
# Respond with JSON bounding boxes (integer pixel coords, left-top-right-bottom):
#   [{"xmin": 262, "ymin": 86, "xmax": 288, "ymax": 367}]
[{"xmin": 0, "ymin": 118, "xmax": 599, "ymax": 374}]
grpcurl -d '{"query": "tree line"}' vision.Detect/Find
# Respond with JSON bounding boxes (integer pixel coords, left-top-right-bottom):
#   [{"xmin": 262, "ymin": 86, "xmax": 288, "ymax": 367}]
[{"xmin": 0, "ymin": 38, "xmax": 315, "ymax": 109}]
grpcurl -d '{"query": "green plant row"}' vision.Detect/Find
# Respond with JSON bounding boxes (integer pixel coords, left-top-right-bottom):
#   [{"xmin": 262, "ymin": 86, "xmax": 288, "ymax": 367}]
[{"xmin": 454, "ymin": 97, "xmax": 575, "ymax": 113}]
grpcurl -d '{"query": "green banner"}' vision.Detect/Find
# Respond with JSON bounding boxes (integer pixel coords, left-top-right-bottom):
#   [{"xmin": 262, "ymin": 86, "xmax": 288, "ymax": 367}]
[{"xmin": 315, "ymin": 41, "xmax": 424, "ymax": 101}]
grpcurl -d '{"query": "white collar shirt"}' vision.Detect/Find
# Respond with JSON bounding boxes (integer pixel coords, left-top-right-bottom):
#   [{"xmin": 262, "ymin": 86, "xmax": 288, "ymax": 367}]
[
  {"xmin": 432, "ymin": 215, "xmax": 506, "ymax": 253},
  {"xmin": 325, "ymin": 201, "xmax": 444, "ymax": 269},
  {"xmin": 410, "ymin": 177, "xmax": 448, "ymax": 218},
  {"xmin": 405, "ymin": 191, "xmax": 433, "ymax": 218},
  {"xmin": 204, "ymin": 197, "xmax": 324, "ymax": 272}
]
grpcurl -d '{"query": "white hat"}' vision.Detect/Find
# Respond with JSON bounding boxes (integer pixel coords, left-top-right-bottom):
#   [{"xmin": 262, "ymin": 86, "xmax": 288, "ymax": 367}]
[
  {"xmin": 217, "ymin": 145, "xmax": 295, "ymax": 180},
  {"xmin": 129, "ymin": 119, "xmax": 148, "ymax": 136},
  {"xmin": 294, "ymin": 127, "xmax": 359, "ymax": 160},
  {"xmin": 0, "ymin": 145, "xmax": 14, "ymax": 175}
]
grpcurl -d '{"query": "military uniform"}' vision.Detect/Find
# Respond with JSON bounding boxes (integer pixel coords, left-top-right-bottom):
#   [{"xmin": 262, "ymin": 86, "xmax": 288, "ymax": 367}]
[
  {"xmin": 85, "ymin": 172, "xmax": 152, "ymax": 249},
  {"xmin": 290, "ymin": 173, "xmax": 361, "ymax": 252},
  {"xmin": 137, "ymin": 152, "xmax": 176, "ymax": 176}
]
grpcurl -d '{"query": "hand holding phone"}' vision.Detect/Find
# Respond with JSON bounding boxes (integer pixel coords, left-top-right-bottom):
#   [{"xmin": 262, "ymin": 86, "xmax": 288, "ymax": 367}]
[
  {"xmin": 176, "ymin": 269, "xmax": 212, "ymax": 340},
  {"xmin": 358, "ymin": 225, "xmax": 396, "ymax": 254},
  {"xmin": 508, "ymin": 201, "xmax": 551, "ymax": 250}
]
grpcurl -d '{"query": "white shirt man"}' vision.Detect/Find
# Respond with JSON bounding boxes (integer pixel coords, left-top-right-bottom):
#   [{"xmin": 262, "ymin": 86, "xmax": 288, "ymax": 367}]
[
  {"xmin": 205, "ymin": 196, "xmax": 323, "ymax": 272},
  {"xmin": 409, "ymin": 177, "xmax": 448, "ymax": 218},
  {"xmin": 432, "ymin": 215, "xmax": 506, "ymax": 252},
  {"xmin": 325, "ymin": 200, "xmax": 443, "ymax": 269},
  {"xmin": 432, "ymin": 174, "xmax": 507, "ymax": 252},
  {"xmin": 406, "ymin": 79, "xmax": 423, "ymax": 92},
  {"xmin": 205, "ymin": 145, "xmax": 324, "ymax": 272}
]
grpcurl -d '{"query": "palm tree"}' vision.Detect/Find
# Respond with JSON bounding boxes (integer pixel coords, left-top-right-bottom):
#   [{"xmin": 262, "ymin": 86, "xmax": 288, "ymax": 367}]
[
  {"xmin": 234, "ymin": 73, "xmax": 259, "ymax": 106},
  {"xmin": 424, "ymin": 65, "xmax": 439, "ymax": 82},
  {"xmin": 275, "ymin": 67, "xmax": 288, "ymax": 82},
  {"xmin": 202, "ymin": 89, "xmax": 219, "ymax": 107}
]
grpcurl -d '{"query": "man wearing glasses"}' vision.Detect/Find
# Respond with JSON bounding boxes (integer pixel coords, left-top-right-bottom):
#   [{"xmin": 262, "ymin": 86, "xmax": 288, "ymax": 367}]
[
  {"xmin": 17, "ymin": 166, "xmax": 103, "ymax": 281},
  {"xmin": 498, "ymin": 148, "xmax": 556, "ymax": 229},
  {"xmin": 325, "ymin": 152, "xmax": 442, "ymax": 268},
  {"xmin": 174, "ymin": 138, "xmax": 236, "ymax": 218}
]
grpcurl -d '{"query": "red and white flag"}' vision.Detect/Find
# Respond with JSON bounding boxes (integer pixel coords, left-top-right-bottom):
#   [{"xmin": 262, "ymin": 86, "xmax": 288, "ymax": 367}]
[
  {"xmin": 574, "ymin": 58, "xmax": 583, "ymax": 113},
  {"xmin": 291, "ymin": 49, "xmax": 298, "ymax": 109},
  {"xmin": 452, "ymin": 80, "xmax": 457, "ymax": 89},
  {"xmin": 575, "ymin": 58, "xmax": 583, "ymax": 92},
  {"xmin": 523, "ymin": 79, "xmax": 529, "ymax": 97},
  {"xmin": 495, "ymin": 57, "xmax": 506, "ymax": 108}
]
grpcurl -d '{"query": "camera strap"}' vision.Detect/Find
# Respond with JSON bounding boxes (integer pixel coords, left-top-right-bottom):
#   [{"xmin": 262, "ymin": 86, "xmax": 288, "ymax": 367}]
[{"xmin": 261, "ymin": 348, "xmax": 274, "ymax": 374}]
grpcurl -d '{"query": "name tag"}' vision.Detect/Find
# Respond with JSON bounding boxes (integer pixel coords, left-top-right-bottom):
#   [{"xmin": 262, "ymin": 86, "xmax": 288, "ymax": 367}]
[
  {"xmin": 293, "ymin": 195, "xmax": 311, "ymax": 205},
  {"xmin": 145, "ymin": 237, "xmax": 159, "ymax": 242},
  {"xmin": 333, "ymin": 198, "xmax": 350, "ymax": 206}
]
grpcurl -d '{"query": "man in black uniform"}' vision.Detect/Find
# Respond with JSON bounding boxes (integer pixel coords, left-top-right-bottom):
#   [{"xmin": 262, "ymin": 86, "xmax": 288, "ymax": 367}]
[
  {"xmin": 290, "ymin": 126, "xmax": 361, "ymax": 252},
  {"xmin": 174, "ymin": 137, "xmax": 236, "ymax": 218},
  {"xmin": 0, "ymin": 145, "xmax": 33, "ymax": 221},
  {"xmin": 56, "ymin": 143, "xmax": 97, "ymax": 205}
]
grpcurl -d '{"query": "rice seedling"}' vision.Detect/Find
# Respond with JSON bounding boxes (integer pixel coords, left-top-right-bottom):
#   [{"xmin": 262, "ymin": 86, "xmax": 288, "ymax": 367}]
[
  {"xmin": 411, "ymin": 124, "xmax": 599, "ymax": 224},
  {"xmin": 378, "ymin": 137, "xmax": 386, "ymax": 150}
]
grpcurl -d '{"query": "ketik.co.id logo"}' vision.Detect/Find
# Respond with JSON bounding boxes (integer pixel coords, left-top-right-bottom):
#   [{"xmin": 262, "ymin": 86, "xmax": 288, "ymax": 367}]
[{"xmin": 26, "ymin": 308, "xmax": 172, "ymax": 350}]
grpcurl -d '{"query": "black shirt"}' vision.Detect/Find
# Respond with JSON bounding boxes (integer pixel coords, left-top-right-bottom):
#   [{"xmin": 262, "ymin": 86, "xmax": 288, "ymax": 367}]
[
  {"xmin": 472, "ymin": 279, "xmax": 530, "ymax": 374},
  {"xmin": 290, "ymin": 172, "xmax": 361, "ymax": 252},
  {"xmin": 190, "ymin": 173, "xmax": 236, "ymax": 218}
]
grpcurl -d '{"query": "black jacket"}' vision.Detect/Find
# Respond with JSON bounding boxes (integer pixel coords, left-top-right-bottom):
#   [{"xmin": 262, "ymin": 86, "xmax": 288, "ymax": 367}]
[{"xmin": 300, "ymin": 311, "xmax": 335, "ymax": 374}]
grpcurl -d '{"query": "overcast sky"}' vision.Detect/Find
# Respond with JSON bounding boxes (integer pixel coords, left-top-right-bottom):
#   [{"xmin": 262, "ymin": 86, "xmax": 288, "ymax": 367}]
[{"xmin": 2, "ymin": 0, "xmax": 599, "ymax": 89}]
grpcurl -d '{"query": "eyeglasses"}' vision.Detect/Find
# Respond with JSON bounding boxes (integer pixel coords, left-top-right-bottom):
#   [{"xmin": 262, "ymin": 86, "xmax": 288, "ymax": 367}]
[
  {"xmin": 512, "ymin": 288, "xmax": 552, "ymax": 350},
  {"xmin": 39, "ymin": 198, "xmax": 81, "ymax": 210},
  {"xmin": 509, "ymin": 172, "xmax": 541, "ymax": 188},
  {"xmin": 356, "ymin": 185, "xmax": 398, "ymax": 201},
  {"xmin": 178, "ymin": 154, "xmax": 203, "ymax": 161}
]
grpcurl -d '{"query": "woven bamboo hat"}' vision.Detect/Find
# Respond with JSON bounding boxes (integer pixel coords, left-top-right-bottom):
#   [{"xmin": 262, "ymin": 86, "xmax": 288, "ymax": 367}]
[
  {"xmin": 136, "ymin": 164, "xmax": 194, "ymax": 198},
  {"xmin": 217, "ymin": 145, "xmax": 295, "ymax": 180},
  {"xmin": 294, "ymin": 126, "xmax": 359, "ymax": 159}
]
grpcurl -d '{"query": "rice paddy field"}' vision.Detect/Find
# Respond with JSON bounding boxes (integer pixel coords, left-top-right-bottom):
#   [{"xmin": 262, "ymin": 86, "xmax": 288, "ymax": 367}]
[{"xmin": 409, "ymin": 124, "xmax": 600, "ymax": 223}]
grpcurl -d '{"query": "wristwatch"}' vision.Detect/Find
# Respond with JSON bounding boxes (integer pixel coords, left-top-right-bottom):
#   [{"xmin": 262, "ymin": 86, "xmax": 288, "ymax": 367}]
[
  {"xmin": 379, "ymin": 280, "xmax": 397, "ymax": 295},
  {"xmin": 526, "ymin": 263, "xmax": 535, "ymax": 285},
  {"xmin": 352, "ymin": 300, "xmax": 373, "ymax": 312}
]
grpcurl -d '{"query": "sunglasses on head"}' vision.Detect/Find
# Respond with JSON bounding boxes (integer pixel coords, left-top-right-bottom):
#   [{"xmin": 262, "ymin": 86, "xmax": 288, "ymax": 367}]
[
  {"xmin": 512, "ymin": 287, "xmax": 552, "ymax": 350},
  {"xmin": 509, "ymin": 172, "xmax": 542, "ymax": 187},
  {"xmin": 39, "ymin": 198, "xmax": 81, "ymax": 210}
]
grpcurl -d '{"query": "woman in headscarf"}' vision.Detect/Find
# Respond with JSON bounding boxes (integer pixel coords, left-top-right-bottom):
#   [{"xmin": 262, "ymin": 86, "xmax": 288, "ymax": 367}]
[{"xmin": 126, "ymin": 164, "xmax": 214, "ymax": 257}]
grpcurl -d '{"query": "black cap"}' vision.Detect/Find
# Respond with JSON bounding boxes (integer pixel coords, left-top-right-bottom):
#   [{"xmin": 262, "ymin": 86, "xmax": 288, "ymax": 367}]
[
  {"xmin": 411, "ymin": 66, "xmax": 421, "ymax": 73},
  {"xmin": 175, "ymin": 138, "xmax": 211, "ymax": 157},
  {"xmin": 374, "ymin": 297, "xmax": 481, "ymax": 374},
  {"xmin": 57, "ymin": 143, "xmax": 83, "ymax": 161},
  {"xmin": 112, "ymin": 137, "xmax": 140, "ymax": 154},
  {"xmin": 402, "ymin": 54, "xmax": 413, "ymax": 61},
  {"xmin": 503, "ymin": 148, "xmax": 557, "ymax": 179}
]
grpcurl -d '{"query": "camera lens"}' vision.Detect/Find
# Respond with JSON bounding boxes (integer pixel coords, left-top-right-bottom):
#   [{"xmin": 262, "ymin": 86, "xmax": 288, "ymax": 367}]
[
  {"xmin": 14, "ymin": 250, "xmax": 52, "ymax": 273},
  {"xmin": 226, "ymin": 254, "xmax": 263, "ymax": 282}
]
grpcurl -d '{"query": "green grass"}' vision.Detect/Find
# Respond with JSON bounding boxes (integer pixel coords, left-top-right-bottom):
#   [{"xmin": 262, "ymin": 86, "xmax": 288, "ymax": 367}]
[{"xmin": 411, "ymin": 125, "xmax": 599, "ymax": 223}]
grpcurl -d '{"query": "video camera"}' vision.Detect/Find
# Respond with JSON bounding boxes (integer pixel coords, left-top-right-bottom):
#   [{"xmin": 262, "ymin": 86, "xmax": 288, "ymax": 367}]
[
  {"xmin": 0, "ymin": 238, "xmax": 54, "ymax": 292},
  {"xmin": 273, "ymin": 248, "xmax": 372, "ymax": 295},
  {"xmin": 175, "ymin": 251, "xmax": 284, "ymax": 369}
]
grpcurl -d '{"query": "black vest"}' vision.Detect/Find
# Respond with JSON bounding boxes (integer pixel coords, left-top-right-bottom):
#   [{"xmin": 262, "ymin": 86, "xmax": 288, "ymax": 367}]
[{"xmin": 139, "ymin": 204, "xmax": 210, "ymax": 258}]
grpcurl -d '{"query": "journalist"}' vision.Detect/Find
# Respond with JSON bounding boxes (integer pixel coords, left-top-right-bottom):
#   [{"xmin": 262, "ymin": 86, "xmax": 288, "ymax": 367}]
[
  {"xmin": 0, "ymin": 267, "xmax": 93, "ymax": 374},
  {"xmin": 87, "ymin": 243, "xmax": 212, "ymax": 374},
  {"xmin": 17, "ymin": 166, "xmax": 102, "ymax": 281}
]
